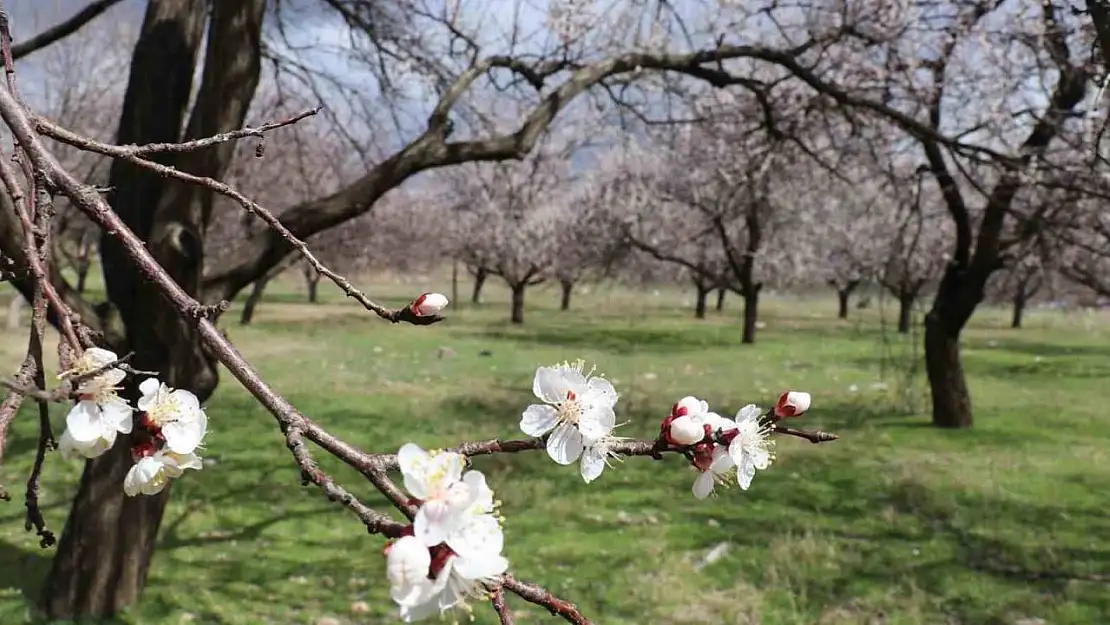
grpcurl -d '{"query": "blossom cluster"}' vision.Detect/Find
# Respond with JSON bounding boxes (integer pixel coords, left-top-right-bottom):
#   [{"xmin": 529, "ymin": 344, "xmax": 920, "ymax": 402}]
[
  {"xmin": 55, "ymin": 348, "xmax": 207, "ymax": 496},
  {"xmin": 386, "ymin": 358, "xmax": 814, "ymax": 621},
  {"xmin": 385, "ymin": 444, "xmax": 508, "ymax": 622}
]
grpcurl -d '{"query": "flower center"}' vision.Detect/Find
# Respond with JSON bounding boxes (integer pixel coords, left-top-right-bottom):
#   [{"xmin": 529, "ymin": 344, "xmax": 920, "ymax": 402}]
[
  {"xmin": 146, "ymin": 397, "xmax": 181, "ymax": 427},
  {"xmin": 556, "ymin": 391, "xmax": 582, "ymax": 426}
]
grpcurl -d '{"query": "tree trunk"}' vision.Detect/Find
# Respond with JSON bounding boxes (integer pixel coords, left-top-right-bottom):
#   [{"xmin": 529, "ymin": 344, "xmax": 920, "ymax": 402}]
[
  {"xmin": 836, "ymin": 280, "xmax": 859, "ymax": 319},
  {"xmin": 240, "ymin": 275, "xmax": 271, "ymax": 325},
  {"xmin": 451, "ymin": 259, "xmax": 459, "ymax": 311},
  {"xmin": 741, "ymin": 285, "xmax": 760, "ymax": 344},
  {"xmin": 43, "ymin": 0, "xmax": 265, "ymax": 618},
  {"xmin": 924, "ymin": 314, "xmax": 973, "ymax": 428},
  {"xmin": 307, "ymin": 274, "xmax": 319, "ymax": 303},
  {"xmin": 471, "ymin": 268, "xmax": 487, "ymax": 305},
  {"xmin": 897, "ymin": 293, "xmax": 915, "ymax": 334},
  {"xmin": 715, "ymin": 287, "xmax": 726, "ymax": 312},
  {"xmin": 1011, "ymin": 292, "xmax": 1026, "ymax": 329},
  {"xmin": 510, "ymin": 282, "xmax": 526, "ymax": 324},
  {"xmin": 559, "ymin": 279, "xmax": 573, "ymax": 311},
  {"xmin": 694, "ymin": 284, "xmax": 709, "ymax": 319}
]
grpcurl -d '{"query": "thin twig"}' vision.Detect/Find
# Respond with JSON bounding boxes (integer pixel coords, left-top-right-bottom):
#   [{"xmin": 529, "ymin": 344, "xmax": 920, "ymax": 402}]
[
  {"xmin": 490, "ymin": 586, "xmax": 516, "ymax": 625},
  {"xmin": 34, "ymin": 116, "xmax": 440, "ymax": 326}
]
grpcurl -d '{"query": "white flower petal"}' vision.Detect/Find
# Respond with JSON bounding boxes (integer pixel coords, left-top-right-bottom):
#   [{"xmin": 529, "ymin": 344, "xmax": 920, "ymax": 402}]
[
  {"xmin": 545, "ymin": 422, "xmax": 584, "ymax": 465},
  {"xmin": 398, "ymin": 443, "xmax": 432, "ymax": 499},
  {"xmin": 162, "ymin": 420, "xmax": 204, "ymax": 455},
  {"xmin": 65, "ymin": 401, "xmax": 103, "ymax": 443},
  {"xmin": 577, "ymin": 404, "xmax": 615, "ymax": 442},
  {"xmin": 692, "ymin": 471, "xmax": 715, "ymax": 499},
  {"xmin": 100, "ymin": 398, "xmax": 134, "ymax": 434},
  {"xmin": 520, "ymin": 404, "xmax": 559, "ymax": 437},
  {"xmin": 447, "ymin": 513, "xmax": 504, "ymax": 559},
  {"xmin": 414, "ymin": 503, "xmax": 452, "ymax": 547},
  {"xmin": 735, "ymin": 404, "xmax": 761, "ymax": 423},
  {"xmin": 737, "ymin": 461, "xmax": 756, "ymax": 490},
  {"xmin": 124, "ymin": 456, "xmax": 165, "ymax": 496},
  {"xmin": 532, "ymin": 366, "xmax": 571, "ymax": 403},
  {"xmin": 585, "ymin": 376, "xmax": 618, "ymax": 408},
  {"xmin": 579, "ymin": 445, "xmax": 606, "ymax": 483},
  {"xmin": 82, "ymin": 347, "xmax": 118, "ymax": 368},
  {"xmin": 452, "ymin": 552, "xmax": 509, "ymax": 580}
]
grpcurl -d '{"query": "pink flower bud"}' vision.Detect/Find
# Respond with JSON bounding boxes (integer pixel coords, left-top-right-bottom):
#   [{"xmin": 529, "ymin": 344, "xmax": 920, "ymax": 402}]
[
  {"xmin": 411, "ymin": 292, "xmax": 449, "ymax": 317},
  {"xmin": 665, "ymin": 415, "xmax": 704, "ymax": 446},
  {"xmin": 775, "ymin": 391, "xmax": 811, "ymax": 418}
]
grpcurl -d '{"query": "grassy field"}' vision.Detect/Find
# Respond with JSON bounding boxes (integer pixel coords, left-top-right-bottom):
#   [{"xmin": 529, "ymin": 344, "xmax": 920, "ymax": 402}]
[{"xmin": 0, "ymin": 274, "xmax": 1108, "ymax": 625}]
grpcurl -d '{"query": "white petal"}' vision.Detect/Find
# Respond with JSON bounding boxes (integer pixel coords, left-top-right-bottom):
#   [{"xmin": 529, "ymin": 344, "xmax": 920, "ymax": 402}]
[
  {"xmin": 545, "ymin": 422, "xmax": 584, "ymax": 465},
  {"xmin": 170, "ymin": 389, "xmax": 201, "ymax": 412},
  {"xmin": 749, "ymin": 447, "xmax": 771, "ymax": 470},
  {"xmin": 447, "ymin": 513, "xmax": 504, "ymax": 559},
  {"xmin": 703, "ymin": 412, "xmax": 736, "ymax": 432},
  {"xmin": 101, "ymin": 398, "xmax": 134, "ymax": 434},
  {"xmin": 668, "ymin": 415, "xmax": 705, "ymax": 445},
  {"xmin": 170, "ymin": 452, "xmax": 203, "ymax": 471},
  {"xmin": 162, "ymin": 420, "xmax": 203, "ymax": 455},
  {"xmin": 82, "ymin": 347, "xmax": 118, "ymax": 367},
  {"xmin": 65, "ymin": 401, "xmax": 103, "ymax": 443},
  {"xmin": 432, "ymin": 451, "xmax": 465, "ymax": 486},
  {"xmin": 137, "ymin": 377, "xmax": 161, "ymax": 401},
  {"xmin": 532, "ymin": 366, "xmax": 571, "ymax": 403},
  {"xmin": 692, "ymin": 471, "xmax": 715, "ymax": 499},
  {"xmin": 737, "ymin": 461, "xmax": 756, "ymax": 490},
  {"xmin": 398, "ymin": 443, "xmax": 431, "ymax": 499},
  {"xmin": 585, "ymin": 376, "xmax": 618, "ymax": 408},
  {"xmin": 123, "ymin": 457, "xmax": 162, "ymax": 496},
  {"xmin": 579, "ymin": 445, "xmax": 606, "ymax": 483},
  {"xmin": 577, "ymin": 404, "xmax": 615, "ymax": 442},
  {"xmin": 461, "ymin": 471, "xmax": 493, "ymax": 513},
  {"xmin": 453, "ymin": 552, "xmax": 509, "ymax": 580},
  {"xmin": 708, "ymin": 448, "xmax": 736, "ymax": 473},
  {"xmin": 414, "ymin": 503, "xmax": 453, "ymax": 547},
  {"xmin": 735, "ymin": 404, "xmax": 761, "ymax": 423},
  {"xmin": 520, "ymin": 404, "xmax": 559, "ymax": 437},
  {"xmin": 387, "ymin": 535, "xmax": 432, "ymax": 588}
]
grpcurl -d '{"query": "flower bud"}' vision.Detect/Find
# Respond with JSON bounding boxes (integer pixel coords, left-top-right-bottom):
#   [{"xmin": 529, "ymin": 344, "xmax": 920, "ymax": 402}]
[
  {"xmin": 671, "ymin": 395, "xmax": 708, "ymax": 418},
  {"xmin": 666, "ymin": 415, "xmax": 704, "ymax": 446},
  {"xmin": 411, "ymin": 292, "xmax": 449, "ymax": 317},
  {"xmin": 385, "ymin": 535, "xmax": 431, "ymax": 585},
  {"xmin": 775, "ymin": 391, "xmax": 811, "ymax": 418}
]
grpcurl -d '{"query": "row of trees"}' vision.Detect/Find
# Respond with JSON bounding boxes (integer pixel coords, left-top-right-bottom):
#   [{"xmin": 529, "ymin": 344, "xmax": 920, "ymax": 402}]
[{"xmin": 4, "ymin": 0, "xmax": 1110, "ymax": 620}]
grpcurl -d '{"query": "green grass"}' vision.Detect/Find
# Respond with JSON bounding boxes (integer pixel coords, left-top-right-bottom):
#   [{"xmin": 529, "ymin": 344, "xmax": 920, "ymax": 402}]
[{"xmin": 0, "ymin": 274, "xmax": 1108, "ymax": 625}]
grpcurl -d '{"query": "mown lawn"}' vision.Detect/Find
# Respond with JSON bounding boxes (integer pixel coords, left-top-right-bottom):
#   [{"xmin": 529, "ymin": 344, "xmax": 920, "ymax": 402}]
[{"xmin": 0, "ymin": 275, "xmax": 1107, "ymax": 625}]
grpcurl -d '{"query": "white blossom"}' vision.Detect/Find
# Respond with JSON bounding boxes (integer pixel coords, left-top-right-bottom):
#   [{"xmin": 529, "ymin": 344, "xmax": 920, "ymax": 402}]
[
  {"xmin": 775, "ymin": 391, "xmax": 811, "ymax": 418},
  {"xmin": 123, "ymin": 449, "xmax": 202, "ymax": 496},
  {"xmin": 692, "ymin": 445, "xmax": 735, "ymax": 499},
  {"xmin": 59, "ymin": 348, "xmax": 132, "ymax": 457},
  {"xmin": 726, "ymin": 404, "xmax": 775, "ymax": 490},
  {"xmin": 520, "ymin": 360, "xmax": 617, "ymax": 465},
  {"xmin": 137, "ymin": 378, "xmax": 207, "ymax": 455},
  {"xmin": 579, "ymin": 434, "xmax": 626, "ymax": 483},
  {"xmin": 398, "ymin": 443, "xmax": 484, "ymax": 548}
]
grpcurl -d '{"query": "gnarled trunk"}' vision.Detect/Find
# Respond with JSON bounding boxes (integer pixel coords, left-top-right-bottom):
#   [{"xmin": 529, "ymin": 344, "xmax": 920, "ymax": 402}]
[
  {"xmin": 42, "ymin": 0, "xmax": 265, "ymax": 618},
  {"xmin": 510, "ymin": 282, "xmax": 526, "ymax": 324}
]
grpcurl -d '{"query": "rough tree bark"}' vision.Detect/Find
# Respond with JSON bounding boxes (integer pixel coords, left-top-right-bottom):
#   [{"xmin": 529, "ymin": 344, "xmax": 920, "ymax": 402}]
[{"xmin": 41, "ymin": 0, "xmax": 266, "ymax": 618}]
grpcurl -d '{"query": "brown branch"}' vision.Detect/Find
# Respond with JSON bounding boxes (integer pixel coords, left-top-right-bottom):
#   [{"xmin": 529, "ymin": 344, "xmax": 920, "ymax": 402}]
[
  {"xmin": 34, "ymin": 116, "xmax": 442, "ymax": 326},
  {"xmin": 501, "ymin": 575, "xmax": 590, "ymax": 625},
  {"xmin": 9, "ymin": 0, "xmax": 126, "ymax": 61},
  {"xmin": 0, "ymin": 354, "xmax": 34, "ymax": 501},
  {"xmin": 490, "ymin": 586, "xmax": 516, "ymax": 625},
  {"xmin": 99, "ymin": 106, "xmax": 321, "ymax": 156},
  {"xmin": 773, "ymin": 425, "xmax": 839, "ymax": 444}
]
